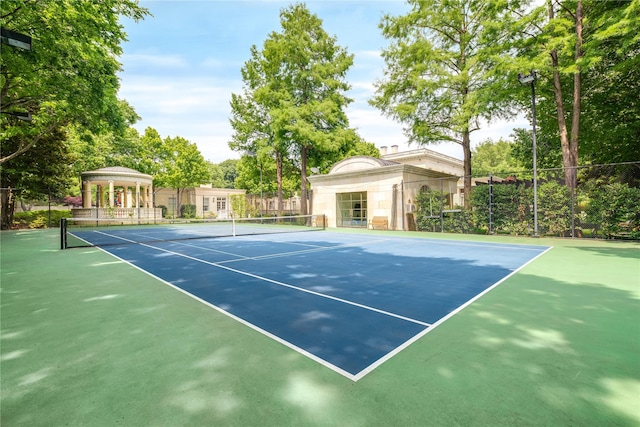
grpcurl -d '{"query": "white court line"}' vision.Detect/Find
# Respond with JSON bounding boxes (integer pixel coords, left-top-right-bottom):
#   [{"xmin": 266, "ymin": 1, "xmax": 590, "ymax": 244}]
[
  {"xmin": 86, "ymin": 244, "xmax": 360, "ymax": 381},
  {"xmin": 80, "ymin": 229, "xmax": 552, "ymax": 381},
  {"xmin": 351, "ymin": 245, "xmax": 554, "ymax": 381},
  {"xmin": 150, "ymin": 235, "xmax": 333, "ymax": 259},
  {"xmin": 137, "ymin": 241, "xmax": 431, "ymax": 328},
  {"xmin": 217, "ymin": 239, "xmax": 391, "ymax": 264}
]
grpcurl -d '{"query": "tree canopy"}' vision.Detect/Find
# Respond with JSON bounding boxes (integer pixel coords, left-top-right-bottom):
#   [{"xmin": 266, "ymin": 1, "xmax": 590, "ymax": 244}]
[
  {"xmin": 512, "ymin": 0, "xmax": 640, "ymax": 186},
  {"xmin": 229, "ymin": 3, "xmax": 370, "ymax": 214},
  {"xmin": 0, "ymin": 0, "xmax": 148, "ymax": 163},
  {"xmin": 0, "ymin": 0, "xmax": 148, "ymax": 228},
  {"xmin": 371, "ymin": 0, "xmax": 521, "ymax": 207},
  {"xmin": 471, "ymin": 139, "xmax": 523, "ymax": 177}
]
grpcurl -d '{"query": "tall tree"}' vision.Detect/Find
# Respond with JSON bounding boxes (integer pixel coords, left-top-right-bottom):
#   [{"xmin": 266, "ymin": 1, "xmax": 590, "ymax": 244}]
[
  {"xmin": 0, "ymin": 0, "xmax": 148, "ymax": 163},
  {"xmin": 207, "ymin": 159, "xmax": 239, "ymax": 189},
  {"xmin": 229, "ymin": 3, "xmax": 359, "ymax": 215},
  {"xmin": 268, "ymin": 4, "xmax": 355, "ymax": 215},
  {"xmin": 0, "ymin": 126, "xmax": 74, "ymax": 228},
  {"xmin": 515, "ymin": 0, "xmax": 639, "ymax": 187},
  {"xmin": 371, "ymin": 0, "xmax": 517, "ymax": 207},
  {"xmin": 154, "ymin": 136, "xmax": 210, "ymax": 215},
  {"xmin": 471, "ymin": 139, "xmax": 523, "ymax": 177}
]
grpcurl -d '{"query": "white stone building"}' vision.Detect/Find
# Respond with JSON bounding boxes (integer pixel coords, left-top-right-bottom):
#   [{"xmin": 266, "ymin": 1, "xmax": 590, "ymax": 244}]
[
  {"xmin": 155, "ymin": 185, "xmax": 246, "ymax": 219},
  {"xmin": 308, "ymin": 146, "xmax": 462, "ymax": 231}
]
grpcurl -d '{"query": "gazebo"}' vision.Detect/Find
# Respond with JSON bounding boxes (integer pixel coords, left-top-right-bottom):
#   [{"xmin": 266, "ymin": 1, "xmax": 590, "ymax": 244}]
[{"xmin": 72, "ymin": 167, "xmax": 161, "ymax": 220}]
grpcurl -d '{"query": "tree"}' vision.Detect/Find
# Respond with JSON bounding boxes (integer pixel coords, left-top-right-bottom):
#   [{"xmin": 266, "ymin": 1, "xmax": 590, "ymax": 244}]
[
  {"xmin": 229, "ymin": 66, "xmax": 288, "ymax": 213},
  {"xmin": 0, "ymin": 0, "xmax": 147, "ymax": 228},
  {"xmin": 0, "ymin": 0, "xmax": 148, "ymax": 163},
  {"xmin": 371, "ymin": 0, "xmax": 519, "ymax": 207},
  {"xmin": 510, "ymin": 128, "xmax": 562, "ymax": 172},
  {"xmin": 153, "ymin": 136, "xmax": 210, "ymax": 215},
  {"xmin": 471, "ymin": 139, "xmax": 522, "ymax": 177},
  {"xmin": 515, "ymin": 0, "xmax": 640, "ymax": 187},
  {"xmin": 66, "ymin": 100, "xmax": 141, "ymax": 177},
  {"xmin": 218, "ymin": 159, "xmax": 239, "ymax": 188},
  {"xmin": 0, "ymin": 126, "xmax": 75, "ymax": 229},
  {"xmin": 230, "ymin": 3, "xmax": 361, "ymax": 215}
]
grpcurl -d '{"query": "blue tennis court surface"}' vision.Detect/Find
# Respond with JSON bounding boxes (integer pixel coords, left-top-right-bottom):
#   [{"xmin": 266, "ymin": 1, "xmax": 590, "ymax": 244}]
[{"xmin": 77, "ymin": 230, "xmax": 550, "ymax": 380}]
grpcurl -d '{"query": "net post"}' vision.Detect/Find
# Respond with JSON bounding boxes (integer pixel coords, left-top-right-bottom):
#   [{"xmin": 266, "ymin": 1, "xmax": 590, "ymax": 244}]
[
  {"xmin": 232, "ymin": 217, "xmax": 236, "ymax": 237},
  {"xmin": 60, "ymin": 218, "xmax": 67, "ymax": 249},
  {"xmin": 322, "ymin": 214, "xmax": 326, "ymax": 230}
]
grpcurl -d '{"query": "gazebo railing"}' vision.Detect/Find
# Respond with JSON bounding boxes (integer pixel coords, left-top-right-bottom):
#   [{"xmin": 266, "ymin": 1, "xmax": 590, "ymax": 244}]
[{"xmin": 72, "ymin": 207, "xmax": 162, "ymax": 220}]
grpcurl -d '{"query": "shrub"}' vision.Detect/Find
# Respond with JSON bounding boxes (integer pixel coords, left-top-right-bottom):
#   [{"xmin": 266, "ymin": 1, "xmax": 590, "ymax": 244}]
[
  {"xmin": 13, "ymin": 210, "xmax": 72, "ymax": 228},
  {"xmin": 585, "ymin": 182, "xmax": 640, "ymax": 239},
  {"xmin": 471, "ymin": 183, "xmax": 532, "ymax": 235},
  {"xmin": 441, "ymin": 208, "xmax": 474, "ymax": 234},
  {"xmin": 63, "ymin": 196, "xmax": 83, "ymax": 207},
  {"xmin": 415, "ymin": 189, "xmax": 446, "ymax": 232},
  {"xmin": 537, "ymin": 181, "xmax": 571, "ymax": 236},
  {"xmin": 180, "ymin": 204, "xmax": 197, "ymax": 218}
]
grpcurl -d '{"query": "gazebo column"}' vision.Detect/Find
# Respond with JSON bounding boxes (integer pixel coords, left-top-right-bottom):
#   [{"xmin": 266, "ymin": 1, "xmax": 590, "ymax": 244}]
[
  {"xmin": 143, "ymin": 185, "xmax": 150, "ymax": 208},
  {"xmin": 82, "ymin": 181, "xmax": 92, "ymax": 208},
  {"xmin": 108, "ymin": 181, "xmax": 115, "ymax": 207},
  {"xmin": 125, "ymin": 187, "xmax": 132, "ymax": 208},
  {"xmin": 135, "ymin": 182, "xmax": 141, "ymax": 209},
  {"xmin": 96, "ymin": 185, "xmax": 102, "ymax": 208},
  {"xmin": 142, "ymin": 185, "xmax": 148, "ymax": 208}
]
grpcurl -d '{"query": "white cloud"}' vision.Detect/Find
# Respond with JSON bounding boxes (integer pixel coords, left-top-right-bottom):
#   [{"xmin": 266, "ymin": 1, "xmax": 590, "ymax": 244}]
[{"xmin": 119, "ymin": 74, "xmax": 243, "ymax": 163}]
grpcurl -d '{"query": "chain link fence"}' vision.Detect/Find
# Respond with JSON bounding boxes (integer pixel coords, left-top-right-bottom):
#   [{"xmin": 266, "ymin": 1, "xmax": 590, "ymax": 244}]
[{"xmin": 407, "ymin": 162, "xmax": 640, "ymax": 240}]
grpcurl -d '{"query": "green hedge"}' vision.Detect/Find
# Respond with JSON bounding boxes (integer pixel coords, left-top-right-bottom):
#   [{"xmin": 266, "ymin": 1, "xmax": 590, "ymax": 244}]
[
  {"xmin": 180, "ymin": 204, "xmax": 197, "ymax": 219},
  {"xmin": 416, "ymin": 181, "xmax": 639, "ymax": 239},
  {"xmin": 13, "ymin": 209, "xmax": 72, "ymax": 229}
]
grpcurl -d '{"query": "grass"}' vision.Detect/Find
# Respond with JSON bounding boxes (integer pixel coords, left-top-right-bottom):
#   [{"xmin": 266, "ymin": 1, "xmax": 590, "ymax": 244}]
[{"xmin": 1, "ymin": 228, "xmax": 639, "ymax": 426}]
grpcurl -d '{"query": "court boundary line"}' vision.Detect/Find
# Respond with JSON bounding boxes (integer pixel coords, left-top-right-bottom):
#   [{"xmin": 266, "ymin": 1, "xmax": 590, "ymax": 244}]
[
  {"xmin": 351, "ymin": 245, "xmax": 554, "ymax": 380},
  {"xmin": 86, "ymin": 245, "xmax": 360, "ymax": 380},
  {"xmin": 139, "ymin": 241, "xmax": 432, "ymax": 327},
  {"xmin": 161, "ymin": 237, "xmax": 387, "ymax": 264},
  {"xmin": 79, "ymin": 231, "xmax": 552, "ymax": 381}
]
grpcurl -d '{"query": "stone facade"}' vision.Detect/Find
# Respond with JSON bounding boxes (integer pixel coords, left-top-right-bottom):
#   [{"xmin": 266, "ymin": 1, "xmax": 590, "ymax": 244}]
[{"xmin": 308, "ymin": 151, "xmax": 460, "ymax": 231}]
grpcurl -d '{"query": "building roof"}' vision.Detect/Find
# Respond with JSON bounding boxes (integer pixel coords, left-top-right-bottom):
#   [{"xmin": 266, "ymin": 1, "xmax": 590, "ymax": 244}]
[
  {"xmin": 329, "ymin": 156, "xmax": 400, "ymax": 174},
  {"xmin": 80, "ymin": 166, "xmax": 153, "ymax": 184},
  {"xmin": 381, "ymin": 147, "xmax": 463, "ymax": 165}
]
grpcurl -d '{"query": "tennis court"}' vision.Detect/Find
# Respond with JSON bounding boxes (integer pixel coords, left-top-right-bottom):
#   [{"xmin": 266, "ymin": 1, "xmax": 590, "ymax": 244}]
[
  {"xmin": 2, "ymin": 226, "xmax": 638, "ymax": 426},
  {"xmin": 62, "ymin": 218, "xmax": 549, "ymax": 379}
]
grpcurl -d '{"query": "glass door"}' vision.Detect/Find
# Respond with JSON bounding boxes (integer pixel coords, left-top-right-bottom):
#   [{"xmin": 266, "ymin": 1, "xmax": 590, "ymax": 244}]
[{"xmin": 336, "ymin": 192, "xmax": 367, "ymax": 228}]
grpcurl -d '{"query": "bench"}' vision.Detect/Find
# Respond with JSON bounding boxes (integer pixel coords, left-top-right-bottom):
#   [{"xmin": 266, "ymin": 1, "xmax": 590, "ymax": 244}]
[
  {"xmin": 613, "ymin": 220, "xmax": 635, "ymax": 239},
  {"xmin": 369, "ymin": 216, "xmax": 388, "ymax": 230}
]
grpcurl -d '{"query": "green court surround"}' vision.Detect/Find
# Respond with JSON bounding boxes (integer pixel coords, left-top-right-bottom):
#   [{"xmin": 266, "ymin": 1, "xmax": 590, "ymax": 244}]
[{"xmin": 1, "ymin": 228, "xmax": 638, "ymax": 426}]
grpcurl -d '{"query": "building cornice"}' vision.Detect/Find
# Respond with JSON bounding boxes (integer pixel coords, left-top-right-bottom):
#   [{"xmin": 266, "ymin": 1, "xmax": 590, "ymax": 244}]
[
  {"xmin": 308, "ymin": 163, "xmax": 456, "ymax": 184},
  {"xmin": 382, "ymin": 147, "xmax": 463, "ymax": 166}
]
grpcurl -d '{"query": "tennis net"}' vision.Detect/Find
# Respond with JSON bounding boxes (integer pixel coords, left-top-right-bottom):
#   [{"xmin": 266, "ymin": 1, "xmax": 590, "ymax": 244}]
[{"xmin": 60, "ymin": 214, "xmax": 326, "ymax": 249}]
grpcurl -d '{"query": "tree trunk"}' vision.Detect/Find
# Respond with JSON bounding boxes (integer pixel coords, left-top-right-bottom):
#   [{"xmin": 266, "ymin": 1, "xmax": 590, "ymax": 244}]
[
  {"xmin": 0, "ymin": 188, "xmax": 15, "ymax": 230},
  {"xmin": 569, "ymin": 0, "xmax": 584, "ymax": 190},
  {"xmin": 548, "ymin": 1, "xmax": 572, "ymax": 187},
  {"xmin": 300, "ymin": 145, "xmax": 308, "ymax": 216},
  {"xmin": 548, "ymin": 0, "xmax": 582, "ymax": 188},
  {"xmin": 462, "ymin": 131, "xmax": 472, "ymax": 209}
]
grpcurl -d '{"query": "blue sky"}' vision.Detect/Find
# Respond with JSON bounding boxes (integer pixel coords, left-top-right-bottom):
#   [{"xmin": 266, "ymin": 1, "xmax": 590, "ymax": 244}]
[{"xmin": 118, "ymin": 0, "xmax": 527, "ymax": 164}]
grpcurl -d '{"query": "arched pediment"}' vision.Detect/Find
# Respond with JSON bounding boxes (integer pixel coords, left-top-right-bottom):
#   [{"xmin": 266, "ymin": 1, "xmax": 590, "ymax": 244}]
[{"xmin": 329, "ymin": 156, "xmax": 399, "ymax": 174}]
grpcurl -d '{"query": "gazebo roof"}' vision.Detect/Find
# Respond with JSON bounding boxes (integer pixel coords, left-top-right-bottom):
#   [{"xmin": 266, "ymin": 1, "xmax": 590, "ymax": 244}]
[{"xmin": 80, "ymin": 166, "xmax": 153, "ymax": 185}]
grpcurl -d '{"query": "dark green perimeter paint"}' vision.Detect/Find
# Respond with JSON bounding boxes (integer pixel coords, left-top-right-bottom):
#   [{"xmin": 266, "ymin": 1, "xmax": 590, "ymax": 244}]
[{"xmin": 1, "ymin": 228, "xmax": 638, "ymax": 426}]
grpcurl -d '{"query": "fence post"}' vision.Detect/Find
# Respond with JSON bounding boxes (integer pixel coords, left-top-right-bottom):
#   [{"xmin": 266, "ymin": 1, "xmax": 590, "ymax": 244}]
[{"xmin": 489, "ymin": 174, "xmax": 493, "ymax": 234}]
